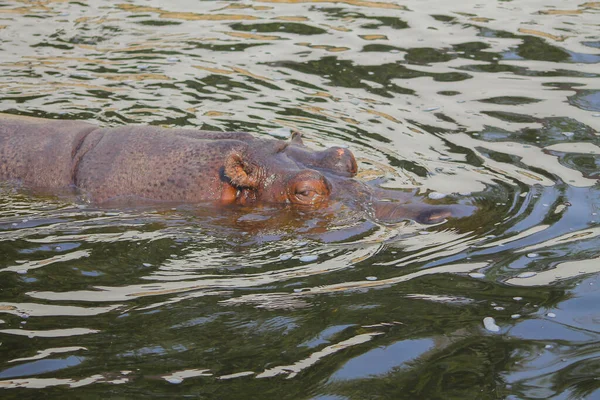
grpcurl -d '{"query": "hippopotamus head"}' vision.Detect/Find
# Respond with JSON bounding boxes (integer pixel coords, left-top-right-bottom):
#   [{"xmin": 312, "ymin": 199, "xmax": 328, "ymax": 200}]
[
  {"xmin": 219, "ymin": 131, "xmax": 461, "ymax": 224},
  {"xmin": 220, "ymin": 131, "xmax": 353, "ymax": 207}
]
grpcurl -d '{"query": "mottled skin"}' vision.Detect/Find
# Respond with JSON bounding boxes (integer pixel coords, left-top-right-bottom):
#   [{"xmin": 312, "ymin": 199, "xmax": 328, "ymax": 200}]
[{"xmin": 0, "ymin": 114, "xmax": 460, "ymax": 224}]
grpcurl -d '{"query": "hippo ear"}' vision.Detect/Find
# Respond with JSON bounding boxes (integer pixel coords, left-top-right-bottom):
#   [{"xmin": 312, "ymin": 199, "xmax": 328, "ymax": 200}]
[
  {"xmin": 291, "ymin": 130, "xmax": 304, "ymax": 145},
  {"xmin": 224, "ymin": 151, "xmax": 259, "ymax": 188}
]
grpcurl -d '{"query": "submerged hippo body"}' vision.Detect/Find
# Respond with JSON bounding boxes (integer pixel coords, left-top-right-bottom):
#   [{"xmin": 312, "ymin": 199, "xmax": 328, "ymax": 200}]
[{"xmin": 0, "ymin": 114, "xmax": 462, "ymax": 224}]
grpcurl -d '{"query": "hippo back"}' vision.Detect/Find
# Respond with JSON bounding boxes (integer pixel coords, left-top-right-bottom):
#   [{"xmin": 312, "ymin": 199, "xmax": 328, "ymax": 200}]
[
  {"xmin": 74, "ymin": 125, "xmax": 249, "ymax": 203},
  {"xmin": 0, "ymin": 114, "xmax": 97, "ymax": 189}
]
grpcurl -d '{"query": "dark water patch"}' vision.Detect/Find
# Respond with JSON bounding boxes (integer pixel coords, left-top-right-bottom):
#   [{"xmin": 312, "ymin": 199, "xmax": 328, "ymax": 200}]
[
  {"xmin": 543, "ymin": 81, "xmax": 588, "ymax": 90},
  {"xmin": 475, "ymin": 27, "xmax": 517, "ymax": 40},
  {"xmin": 78, "ymin": 66, "xmax": 121, "ymax": 75},
  {"xmin": 31, "ymin": 42, "xmax": 74, "ymax": 51},
  {"xmin": 551, "ymin": 153, "xmax": 600, "ymax": 179},
  {"xmin": 474, "ymin": 117, "xmax": 599, "ymax": 148},
  {"xmin": 22, "ymin": 14, "xmax": 54, "ymax": 19},
  {"xmin": 430, "ymin": 14, "xmax": 456, "ymax": 23},
  {"xmin": 404, "ymin": 47, "xmax": 454, "ymax": 65},
  {"xmin": 478, "ymin": 96, "xmax": 542, "ymax": 105},
  {"xmin": 0, "ymin": 108, "xmax": 97, "ymax": 121},
  {"xmin": 453, "ymin": 41, "xmax": 500, "ymax": 62},
  {"xmin": 359, "ymin": 16, "xmax": 409, "ymax": 30},
  {"xmin": 0, "ymin": 94, "xmax": 48, "ymax": 104},
  {"xmin": 66, "ymin": 29, "xmax": 122, "ymax": 45},
  {"xmin": 481, "ymin": 111, "xmax": 539, "ymax": 124},
  {"xmin": 135, "ymin": 20, "xmax": 182, "ymax": 26},
  {"xmin": 231, "ymin": 22, "xmax": 326, "ymax": 35},
  {"xmin": 285, "ymin": 79, "xmax": 325, "ymax": 91},
  {"xmin": 437, "ymin": 91, "xmax": 461, "ymax": 96},
  {"xmin": 271, "ymin": 57, "xmax": 410, "ymax": 97},
  {"xmin": 361, "ymin": 44, "xmax": 402, "ymax": 52},
  {"xmin": 272, "ymin": 57, "xmax": 469, "ymax": 98},
  {"xmin": 479, "ymin": 148, "xmax": 526, "ymax": 169},
  {"xmin": 515, "ymin": 37, "xmax": 571, "ymax": 62}
]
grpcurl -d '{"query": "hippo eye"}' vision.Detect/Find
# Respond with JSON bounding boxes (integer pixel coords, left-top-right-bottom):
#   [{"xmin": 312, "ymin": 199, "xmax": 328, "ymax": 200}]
[
  {"xmin": 292, "ymin": 185, "xmax": 324, "ymax": 205},
  {"xmin": 295, "ymin": 187, "xmax": 316, "ymax": 199}
]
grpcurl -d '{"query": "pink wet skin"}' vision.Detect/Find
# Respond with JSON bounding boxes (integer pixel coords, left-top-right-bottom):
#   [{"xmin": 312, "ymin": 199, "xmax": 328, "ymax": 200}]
[{"xmin": 0, "ymin": 115, "xmax": 470, "ymax": 224}]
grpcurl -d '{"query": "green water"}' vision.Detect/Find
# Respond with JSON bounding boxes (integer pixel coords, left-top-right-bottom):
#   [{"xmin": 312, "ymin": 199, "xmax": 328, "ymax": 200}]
[{"xmin": 0, "ymin": 1, "xmax": 599, "ymax": 399}]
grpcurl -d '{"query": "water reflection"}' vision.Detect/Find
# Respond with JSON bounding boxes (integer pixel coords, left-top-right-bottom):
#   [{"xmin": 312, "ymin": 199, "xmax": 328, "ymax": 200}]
[{"xmin": 1, "ymin": 0, "xmax": 599, "ymax": 398}]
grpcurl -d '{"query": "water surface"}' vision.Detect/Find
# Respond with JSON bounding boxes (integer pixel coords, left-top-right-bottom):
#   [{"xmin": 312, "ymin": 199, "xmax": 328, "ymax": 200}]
[{"xmin": 0, "ymin": 0, "xmax": 599, "ymax": 398}]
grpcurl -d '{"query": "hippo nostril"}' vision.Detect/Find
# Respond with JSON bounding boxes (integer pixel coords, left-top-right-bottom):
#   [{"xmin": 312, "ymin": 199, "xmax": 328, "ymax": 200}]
[
  {"xmin": 347, "ymin": 157, "xmax": 358, "ymax": 175},
  {"xmin": 325, "ymin": 147, "xmax": 358, "ymax": 176}
]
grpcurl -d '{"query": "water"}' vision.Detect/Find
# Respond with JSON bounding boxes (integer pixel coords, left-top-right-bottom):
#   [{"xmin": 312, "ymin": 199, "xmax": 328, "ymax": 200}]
[{"xmin": 1, "ymin": 0, "xmax": 599, "ymax": 398}]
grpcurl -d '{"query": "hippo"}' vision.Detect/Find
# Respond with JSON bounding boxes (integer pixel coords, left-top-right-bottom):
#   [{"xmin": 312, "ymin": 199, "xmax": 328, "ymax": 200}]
[{"xmin": 0, "ymin": 114, "xmax": 467, "ymax": 224}]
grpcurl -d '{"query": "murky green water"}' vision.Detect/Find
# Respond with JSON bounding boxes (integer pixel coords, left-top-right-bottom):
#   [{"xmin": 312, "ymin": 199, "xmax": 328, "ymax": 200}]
[{"xmin": 1, "ymin": 1, "xmax": 599, "ymax": 398}]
